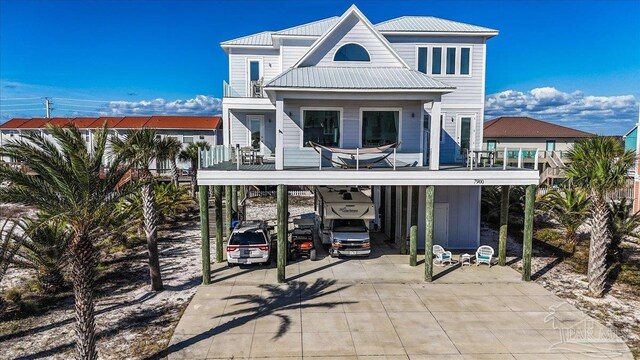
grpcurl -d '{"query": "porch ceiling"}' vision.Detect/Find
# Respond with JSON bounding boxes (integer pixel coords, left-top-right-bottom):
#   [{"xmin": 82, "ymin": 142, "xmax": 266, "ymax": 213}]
[{"xmin": 197, "ymin": 166, "xmax": 539, "ymax": 186}]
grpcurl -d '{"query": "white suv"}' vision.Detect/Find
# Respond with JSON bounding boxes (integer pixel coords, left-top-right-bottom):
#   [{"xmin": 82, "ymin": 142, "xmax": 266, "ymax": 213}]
[{"xmin": 226, "ymin": 220, "xmax": 271, "ymax": 266}]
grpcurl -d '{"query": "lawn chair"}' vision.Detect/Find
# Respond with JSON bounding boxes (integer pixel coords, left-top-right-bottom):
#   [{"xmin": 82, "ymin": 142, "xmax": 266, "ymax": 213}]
[
  {"xmin": 475, "ymin": 245, "xmax": 494, "ymax": 267},
  {"xmin": 433, "ymin": 245, "xmax": 452, "ymax": 266}
]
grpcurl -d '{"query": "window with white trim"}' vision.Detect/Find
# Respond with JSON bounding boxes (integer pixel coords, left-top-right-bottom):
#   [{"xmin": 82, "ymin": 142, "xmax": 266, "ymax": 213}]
[
  {"xmin": 416, "ymin": 46, "xmax": 471, "ymax": 76},
  {"xmin": 334, "ymin": 43, "xmax": 370, "ymax": 62},
  {"xmin": 302, "ymin": 110, "xmax": 340, "ymax": 147},
  {"xmin": 361, "ymin": 111, "xmax": 399, "ymax": 147}
]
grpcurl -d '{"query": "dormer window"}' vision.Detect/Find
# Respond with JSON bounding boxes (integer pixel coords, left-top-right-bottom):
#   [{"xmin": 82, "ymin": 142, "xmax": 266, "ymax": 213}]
[{"xmin": 333, "ymin": 43, "xmax": 370, "ymax": 62}]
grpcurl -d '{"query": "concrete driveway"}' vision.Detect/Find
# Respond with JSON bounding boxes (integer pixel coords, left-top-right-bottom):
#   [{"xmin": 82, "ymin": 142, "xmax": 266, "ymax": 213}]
[{"xmin": 167, "ymin": 239, "xmax": 632, "ymax": 359}]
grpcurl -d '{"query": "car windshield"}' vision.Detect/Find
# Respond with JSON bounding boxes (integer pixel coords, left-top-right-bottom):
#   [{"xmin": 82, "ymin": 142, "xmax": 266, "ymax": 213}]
[
  {"xmin": 229, "ymin": 231, "xmax": 267, "ymax": 245},
  {"xmin": 332, "ymin": 219, "xmax": 367, "ymax": 232}
]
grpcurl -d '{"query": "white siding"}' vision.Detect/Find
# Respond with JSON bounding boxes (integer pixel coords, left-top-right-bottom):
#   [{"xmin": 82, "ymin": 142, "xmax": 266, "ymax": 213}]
[
  {"xmin": 229, "ymin": 48, "xmax": 281, "ymax": 96},
  {"xmin": 417, "ymin": 185, "xmax": 480, "ymax": 249},
  {"xmin": 300, "ymin": 15, "xmax": 404, "ymax": 67},
  {"xmin": 282, "ymin": 99, "xmax": 422, "ymax": 150},
  {"xmin": 386, "ymin": 35, "xmax": 486, "ymax": 105},
  {"xmin": 229, "ymin": 111, "xmax": 277, "ymax": 154},
  {"xmin": 281, "ymin": 39, "xmax": 314, "ymax": 69}
]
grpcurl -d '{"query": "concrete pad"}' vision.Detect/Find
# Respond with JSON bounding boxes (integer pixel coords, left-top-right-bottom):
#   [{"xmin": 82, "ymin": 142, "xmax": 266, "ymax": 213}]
[
  {"xmin": 375, "ymin": 283, "xmax": 420, "ymax": 298},
  {"xmin": 351, "ymin": 331, "xmax": 406, "ymax": 356},
  {"xmin": 388, "ymin": 311, "xmax": 442, "ymax": 332},
  {"xmin": 445, "ymin": 329, "xmax": 510, "ymax": 354},
  {"xmin": 249, "ymin": 331, "xmax": 302, "ymax": 358},
  {"xmin": 500, "ymin": 296, "xmax": 548, "ymax": 312},
  {"xmin": 345, "ymin": 311, "xmax": 395, "ymax": 332},
  {"xmin": 173, "ymin": 315, "xmax": 220, "ymax": 335},
  {"xmin": 382, "ymin": 296, "xmax": 429, "ymax": 312},
  {"xmin": 398, "ymin": 329, "xmax": 459, "ymax": 355},
  {"xmin": 432, "ymin": 312, "xmax": 486, "ymax": 331},
  {"xmin": 302, "ymin": 331, "xmax": 356, "ymax": 357},
  {"xmin": 169, "ymin": 246, "xmax": 631, "ymax": 359},
  {"xmin": 342, "ymin": 296, "xmax": 386, "ymax": 313},
  {"xmin": 302, "ymin": 312, "xmax": 349, "ymax": 332},
  {"xmin": 207, "ymin": 333, "xmax": 252, "ymax": 358},
  {"xmin": 166, "ymin": 334, "xmax": 213, "ymax": 359},
  {"xmin": 253, "ymin": 310, "xmax": 301, "ymax": 333},
  {"xmin": 490, "ymin": 329, "xmax": 554, "ymax": 353}
]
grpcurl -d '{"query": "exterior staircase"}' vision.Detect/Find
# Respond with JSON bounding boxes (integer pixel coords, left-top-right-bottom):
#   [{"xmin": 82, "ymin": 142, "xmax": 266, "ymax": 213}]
[{"xmin": 539, "ymin": 151, "xmax": 566, "ymax": 185}]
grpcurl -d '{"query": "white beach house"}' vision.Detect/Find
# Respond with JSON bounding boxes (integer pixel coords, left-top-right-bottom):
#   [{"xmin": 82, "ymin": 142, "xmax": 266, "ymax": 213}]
[{"xmin": 197, "ymin": 5, "xmax": 539, "ymax": 282}]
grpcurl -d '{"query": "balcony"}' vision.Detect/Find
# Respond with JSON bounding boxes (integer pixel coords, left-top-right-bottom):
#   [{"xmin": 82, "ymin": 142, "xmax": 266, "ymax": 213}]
[{"xmin": 223, "ymin": 80, "xmax": 265, "ymax": 98}]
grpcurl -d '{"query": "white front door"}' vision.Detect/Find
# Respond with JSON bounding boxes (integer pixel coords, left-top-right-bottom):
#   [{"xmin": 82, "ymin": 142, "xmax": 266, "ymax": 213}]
[
  {"xmin": 456, "ymin": 114, "xmax": 476, "ymax": 162},
  {"xmin": 434, "ymin": 203, "xmax": 449, "ymax": 247},
  {"xmin": 247, "ymin": 115, "xmax": 264, "ymax": 154}
]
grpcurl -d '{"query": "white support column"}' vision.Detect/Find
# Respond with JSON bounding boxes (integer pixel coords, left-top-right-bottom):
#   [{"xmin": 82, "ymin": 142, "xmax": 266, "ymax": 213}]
[
  {"xmin": 275, "ymin": 96, "xmax": 284, "ymax": 170},
  {"xmin": 429, "ymin": 98, "xmax": 442, "ymax": 170},
  {"xmin": 395, "ymin": 186, "xmax": 402, "ymax": 244},
  {"xmin": 222, "ymin": 104, "xmax": 230, "ymax": 147},
  {"xmin": 406, "ymin": 186, "xmax": 413, "ymax": 234}
]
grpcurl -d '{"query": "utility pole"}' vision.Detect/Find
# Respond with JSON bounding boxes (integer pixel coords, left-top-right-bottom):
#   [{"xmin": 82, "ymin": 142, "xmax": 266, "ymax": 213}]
[{"xmin": 44, "ymin": 97, "xmax": 53, "ymax": 118}]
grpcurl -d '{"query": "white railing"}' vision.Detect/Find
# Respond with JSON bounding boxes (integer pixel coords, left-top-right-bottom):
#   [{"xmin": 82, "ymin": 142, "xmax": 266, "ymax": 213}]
[{"xmin": 199, "ymin": 145, "xmax": 232, "ymax": 169}]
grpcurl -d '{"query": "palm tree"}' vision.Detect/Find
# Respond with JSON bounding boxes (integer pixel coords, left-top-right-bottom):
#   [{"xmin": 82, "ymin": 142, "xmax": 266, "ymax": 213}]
[
  {"xmin": 565, "ymin": 137, "xmax": 635, "ymax": 297},
  {"xmin": 608, "ymin": 198, "xmax": 640, "ymax": 263},
  {"xmin": 178, "ymin": 141, "xmax": 210, "ymax": 197},
  {"xmin": 538, "ymin": 188, "xmax": 591, "ymax": 252},
  {"xmin": 10, "ymin": 217, "xmax": 73, "ymax": 293},
  {"xmin": 163, "ymin": 137, "xmax": 182, "ymax": 186},
  {"xmin": 111, "ymin": 128, "xmax": 169, "ymax": 291},
  {"xmin": 0, "ymin": 124, "xmax": 134, "ymax": 359}
]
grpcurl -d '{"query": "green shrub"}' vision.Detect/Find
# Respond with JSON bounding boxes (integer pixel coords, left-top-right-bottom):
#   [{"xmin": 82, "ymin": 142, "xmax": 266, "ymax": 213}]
[{"xmin": 5, "ymin": 288, "xmax": 23, "ymax": 303}]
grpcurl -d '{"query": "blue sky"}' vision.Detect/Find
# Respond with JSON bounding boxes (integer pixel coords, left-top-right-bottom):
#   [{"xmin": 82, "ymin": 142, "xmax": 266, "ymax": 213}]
[{"xmin": 1, "ymin": 0, "xmax": 639, "ymax": 134}]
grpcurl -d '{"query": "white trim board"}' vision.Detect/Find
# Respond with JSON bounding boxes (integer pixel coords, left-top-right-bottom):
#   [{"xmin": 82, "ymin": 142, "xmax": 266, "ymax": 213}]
[{"xmin": 197, "ymin": 168, "xmax": 539, "ymax": 186}]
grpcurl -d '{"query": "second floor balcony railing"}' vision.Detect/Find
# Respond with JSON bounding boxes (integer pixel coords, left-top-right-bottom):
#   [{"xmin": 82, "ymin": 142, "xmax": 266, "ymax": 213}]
[{"xmin": 223, "ymin": 80, "xmax": 265, "ymax": 98}]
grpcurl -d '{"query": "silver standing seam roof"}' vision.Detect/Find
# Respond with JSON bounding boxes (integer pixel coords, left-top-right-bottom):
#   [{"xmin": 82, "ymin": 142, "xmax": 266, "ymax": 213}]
[
  {"xmin": 221, "ymin": 15, "xmax": 497, "ymax": 46},
  {"xmin": 375, "ymin": 16, "xmax": 498, "ymax": 33},
  {"xmin": 220, "ymin": 31, "xmax": 273, "ymax": 46},
  {"xmin": 265, "ymin": 67, "xmax": 455, "ymax": 90},
  {"xmin": 274, "ymin": 17, "xmax": 340, "ymax": 36}
]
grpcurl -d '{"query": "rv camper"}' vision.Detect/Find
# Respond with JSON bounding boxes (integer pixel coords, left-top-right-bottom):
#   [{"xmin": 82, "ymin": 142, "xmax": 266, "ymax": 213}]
[{"xmin": 315, "ymin": 186, "xmax": 374, "ymax": 257}]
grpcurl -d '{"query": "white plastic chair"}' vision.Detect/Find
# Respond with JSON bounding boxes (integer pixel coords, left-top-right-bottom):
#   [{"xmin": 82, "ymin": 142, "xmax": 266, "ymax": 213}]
[
  {"xmin": 475, "ymin": 245, "xmax": 494, "ymax": 267},
  {"xmin": 433, "ymin": 245, "xmax": 452, "ymax": 266}
]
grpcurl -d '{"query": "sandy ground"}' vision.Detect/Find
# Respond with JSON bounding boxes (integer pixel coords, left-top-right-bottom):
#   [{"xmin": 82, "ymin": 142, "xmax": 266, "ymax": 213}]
[{"xmin": 0, "ymin": 214, "xmax": 202, "ymax": 359}]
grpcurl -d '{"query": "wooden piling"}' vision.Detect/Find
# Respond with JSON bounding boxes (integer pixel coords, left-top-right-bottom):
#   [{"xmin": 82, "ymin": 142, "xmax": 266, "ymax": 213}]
[
  {"xmin": 277, "ymin": 184, "xmax": 287, "ymax": 283},
  {"xmin": 214, "ymin": 185, "xmax": 224, "ymax": 263},
  {"xmin": 198, "ymin": 185, "xmax": 211, "ymax": 285},
  {"xmin": 498, "ymin": 185, "xmax": 510, "ymax": 266},
  {"xmin": 522, "ymin": 184, "xmax": 535, "ymax": 281},
  {"xmin": 410, "ymin": 225, "xmax": 418, "ymax": 267},
  {"xmin": 424, "ymin": 185, "xmax": 435, "ymax": 282},
  {"xmin": 225, "ymin": 185, "xmax": 232, "ymax": 237}
]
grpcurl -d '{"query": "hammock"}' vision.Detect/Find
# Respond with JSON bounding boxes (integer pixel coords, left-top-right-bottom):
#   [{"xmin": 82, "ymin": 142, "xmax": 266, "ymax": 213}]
[{"xmin": 307, "ymin": 141, "xmax": 401, "ymax": 169}]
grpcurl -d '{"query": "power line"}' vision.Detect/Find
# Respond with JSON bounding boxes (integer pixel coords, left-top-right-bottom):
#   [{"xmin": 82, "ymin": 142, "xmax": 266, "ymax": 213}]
[
  {"xmin": 0, "ymin": 97, "xmax": 42, "ymax": 101},
  {"xmin": 56, "ymin": 103, "xmax": 105, "ymax": 108},
  {"xmin": 0, "ymin": 103, "xmax": 42, "ymax": 107},
  {"xmin": 55, "ymin": 97, "xmax": 114, "ymax": 103}
]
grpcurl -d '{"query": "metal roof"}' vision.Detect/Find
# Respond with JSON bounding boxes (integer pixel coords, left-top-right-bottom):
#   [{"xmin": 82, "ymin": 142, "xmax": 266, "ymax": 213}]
[
  {"xmin": 375, "ymin": 16, "xmax": 498, "ymax": 34},
  {"xmin": 266, "ymin": 67, "xmax": 454, "ymax": 90},
  {"xmin": 274, "ymin": 17, "xmax": 340, "ymax": 36},
  {"xmin": 484, "ymin": 117, "xmax": 594, "ymax": 138},
  {"xmin": 220, "ymin": 31, "xmax": 273, "ymax": 46}
]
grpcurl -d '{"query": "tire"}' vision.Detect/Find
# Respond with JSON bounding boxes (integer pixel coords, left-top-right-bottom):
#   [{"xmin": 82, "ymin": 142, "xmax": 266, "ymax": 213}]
[
  {"xmin": 309, "ymin": 249, "xmax": 317, "ymax": 261},
  {"xmin": 227, "ymin": 262, "xmax": 235, "ymax": 268},
  {"xmin": 329, "ymin": 249, "xmax": 338, "ymax": 258}
]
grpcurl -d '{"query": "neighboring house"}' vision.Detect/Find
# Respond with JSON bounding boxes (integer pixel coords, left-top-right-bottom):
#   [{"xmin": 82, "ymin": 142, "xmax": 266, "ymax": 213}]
[
  {"xmin": 624, "ymin": 124, "xmax": 640, "ymax": 212},
  {"xmin": 483, "ymin": 117, "xmax": 594, "ymax": 184},
  {"xmin": 0, "ymin": 116, "xmax": 222, "ymax": 172},
  {"xmin": 199, "ymin": 5, "xmax": 539, "ymax": 251}
]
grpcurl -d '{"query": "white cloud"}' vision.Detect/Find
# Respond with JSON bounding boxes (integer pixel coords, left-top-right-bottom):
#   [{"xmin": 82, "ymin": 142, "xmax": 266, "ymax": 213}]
[
  {"xmin": 485, "ymin": 87, "xmax": 638, "ymax": 134},
  {"xmin": 102, "ymin": 95, "xmax": 222, "ymax": 116}
]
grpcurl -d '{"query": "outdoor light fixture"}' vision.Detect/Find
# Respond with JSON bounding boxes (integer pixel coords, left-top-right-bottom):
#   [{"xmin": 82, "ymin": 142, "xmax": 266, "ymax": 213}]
[{"xmin": 411, "ymin": 113, "xmax": 415, "ymax": 118}]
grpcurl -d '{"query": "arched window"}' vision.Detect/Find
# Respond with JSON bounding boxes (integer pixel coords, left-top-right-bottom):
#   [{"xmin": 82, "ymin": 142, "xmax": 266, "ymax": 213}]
[{"xmin": 333, "ymin": 43, "xmax": 370, "ymax": 62}]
